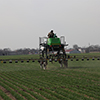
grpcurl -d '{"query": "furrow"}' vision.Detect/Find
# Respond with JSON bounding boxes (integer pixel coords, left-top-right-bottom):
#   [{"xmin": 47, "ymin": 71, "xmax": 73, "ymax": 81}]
[
  {"xmin": 0, "ymin": 76, "xmax": 50, "ymax": 100},
  {"xmin": 1, "ymin": 75, "xmax": 59, "ymax": 100},
  {"xmin": 0, "ymin": 85, "xmax": 17, "ymax": 100},
  {"xmin": 0, "ymin": 96, "xmax": 4, "ymax": 100},
  {"xmin": 1, "ymin": 73, "xmax": 66, "ymax": 100}
]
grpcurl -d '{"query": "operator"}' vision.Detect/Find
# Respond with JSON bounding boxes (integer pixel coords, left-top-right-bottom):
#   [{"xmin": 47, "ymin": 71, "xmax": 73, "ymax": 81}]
[{"xmin": 47, "ymin": 30, "xmax": 54, "ymax": 38}]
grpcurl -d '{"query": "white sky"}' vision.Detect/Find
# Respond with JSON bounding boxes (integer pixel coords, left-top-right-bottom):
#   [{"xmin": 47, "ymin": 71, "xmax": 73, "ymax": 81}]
[{"xmin": 0, "ymin": 0, "xmax": 100, "ymax": 50}]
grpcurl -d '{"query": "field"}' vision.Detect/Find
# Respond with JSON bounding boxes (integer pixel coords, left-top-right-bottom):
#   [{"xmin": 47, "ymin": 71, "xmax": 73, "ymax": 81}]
[{"xmin": 0, "ymin": 53, "xmax": 100, "ymax": 100}]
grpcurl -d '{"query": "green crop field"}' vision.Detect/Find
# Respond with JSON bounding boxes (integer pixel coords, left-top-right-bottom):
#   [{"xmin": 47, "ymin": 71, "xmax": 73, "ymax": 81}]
[{"xmin": 0, "ymin": 53, "xmax": 100, "ymax": 100}]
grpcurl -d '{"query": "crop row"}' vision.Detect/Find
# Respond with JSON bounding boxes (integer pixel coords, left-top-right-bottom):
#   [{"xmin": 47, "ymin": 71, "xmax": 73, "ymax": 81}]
[
  {"xmin": 0, "ymin": 74, "xmax": 67, "ymax": 100},
  {"xmin": 0, "ymin": 69, "xmax": 100, "ymax": 100},
  {"xmin": 0, "ymin": 73, "xmax": 60, "ymax": 100}
]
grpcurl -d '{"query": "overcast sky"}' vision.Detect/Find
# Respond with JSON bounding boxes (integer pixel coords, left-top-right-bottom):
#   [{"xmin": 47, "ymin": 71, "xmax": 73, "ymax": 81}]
[{"xmin": 0, "ymin": 0, "xmax": 100, "ymax": 50}]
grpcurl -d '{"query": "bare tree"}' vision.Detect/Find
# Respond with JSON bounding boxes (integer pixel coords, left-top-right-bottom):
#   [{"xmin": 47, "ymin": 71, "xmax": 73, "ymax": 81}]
[{"xmin": 73, "ymin": 44, "xmax": 79, "ymax": 50}]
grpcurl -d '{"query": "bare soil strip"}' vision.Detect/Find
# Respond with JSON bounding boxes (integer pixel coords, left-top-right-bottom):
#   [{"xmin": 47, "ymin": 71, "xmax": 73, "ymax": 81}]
[
  {"xmin": 0, "ymin": 96, "xmax": 4, "ymax": 100},
  {"xmin": 9, "ymin": 87, "xmax": 28, "ymax": 100},
  {"xmin": 0, "ymin": 78, "xmax": 36, "ymax": 100},
  {"xmin": 0, "ymin": 76, "xmax": 51, "ymax": 100},
  {"xmin": 65, "ymin": 88, "xmax": 96, "ymax": 100},
  {"xmin": 0, "ymin": 86, "xmax": 17, "ymax": 100},
  {"xmin": 0, "ymin": 77, "xmax": 27, "ymax": 100}
]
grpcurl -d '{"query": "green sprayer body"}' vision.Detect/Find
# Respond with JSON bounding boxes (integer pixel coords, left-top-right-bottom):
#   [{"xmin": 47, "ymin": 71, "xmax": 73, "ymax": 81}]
[{"xmin": 47, "ymin": 38, "xmax": 61, "ymax": 46}]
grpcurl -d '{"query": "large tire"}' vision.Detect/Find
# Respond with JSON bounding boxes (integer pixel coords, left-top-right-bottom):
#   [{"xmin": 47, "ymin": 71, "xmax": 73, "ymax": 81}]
[
  {"xmin": 43, "ymin": 61, "xmax": 47, "ymax": 69},
  {"xmin": 63, "ymin": 60, "xmax": 68, "ymax": 68},
  {"xmin": 40, "ymin": 61, "xmax": 43, "ymax": 69}
]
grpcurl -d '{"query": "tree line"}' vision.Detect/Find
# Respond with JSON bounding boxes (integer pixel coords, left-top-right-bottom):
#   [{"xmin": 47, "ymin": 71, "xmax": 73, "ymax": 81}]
[
  {"xmin": 0, "ymin": 44, "xmax": 100, "ymax": 56},
  {"xmin": 73, "ymin": 44, "xmax": 100, "ymax": 53},
  {"xmin": 0, "ymin": 48, "xmax": 39, "ymax": 56}
]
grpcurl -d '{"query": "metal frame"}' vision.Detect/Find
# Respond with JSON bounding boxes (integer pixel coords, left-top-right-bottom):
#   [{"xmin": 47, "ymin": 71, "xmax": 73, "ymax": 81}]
[
  {"xmin": 39, "ymin": 36, "xmax": 68, "ymax": 58},
  {"xmin": 39, "ymin": 36, "xmax": 68, "ymax": 69}
]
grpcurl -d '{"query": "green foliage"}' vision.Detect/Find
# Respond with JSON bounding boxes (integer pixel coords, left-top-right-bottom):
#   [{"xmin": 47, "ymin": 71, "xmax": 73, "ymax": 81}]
[
  {"xmin": 0, "ymin": 89, "xmax": 11, "ymax": 100},
  {"xmin": 0, "ymin": 54, "xmax": 100, "ymax": 99}
]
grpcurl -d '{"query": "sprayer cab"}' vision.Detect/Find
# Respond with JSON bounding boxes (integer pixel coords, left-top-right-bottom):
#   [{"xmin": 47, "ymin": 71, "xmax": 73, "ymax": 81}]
[{"xmin": 39, "ymin": 36, "xmax": 68, "ymax": 59}]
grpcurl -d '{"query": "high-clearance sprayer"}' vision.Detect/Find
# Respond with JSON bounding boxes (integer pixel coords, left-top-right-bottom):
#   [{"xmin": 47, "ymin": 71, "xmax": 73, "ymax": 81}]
[{"xmin": 38, "ymin": 30, "xmax": 68, "ymax": 69}]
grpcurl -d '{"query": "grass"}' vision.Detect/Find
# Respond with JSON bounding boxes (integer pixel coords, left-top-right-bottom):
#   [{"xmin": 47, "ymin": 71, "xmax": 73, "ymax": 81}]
[
  {"xmin": 0, "ymin": 53, "xmax": 100, "ymax": 100},
  {"xmin": 0, "ymin": 54, "xmax": 39, "ymax": 60}
]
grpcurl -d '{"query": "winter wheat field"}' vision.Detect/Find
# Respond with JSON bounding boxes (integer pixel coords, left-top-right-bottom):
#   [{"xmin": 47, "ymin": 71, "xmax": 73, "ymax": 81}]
[{"xmin": 0, "ymin": 53, "xmax": 100, "ymax": 100}]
